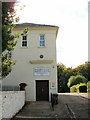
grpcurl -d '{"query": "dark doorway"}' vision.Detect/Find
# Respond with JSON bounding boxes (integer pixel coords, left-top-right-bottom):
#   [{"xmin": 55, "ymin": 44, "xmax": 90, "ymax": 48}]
[
  {"xmin": 36, "ymin": 80, "xmax": 49, "ymax": 101},
  {"xmin": 79, "ymin": 86, "xmax": 87, "ymax": 92}
]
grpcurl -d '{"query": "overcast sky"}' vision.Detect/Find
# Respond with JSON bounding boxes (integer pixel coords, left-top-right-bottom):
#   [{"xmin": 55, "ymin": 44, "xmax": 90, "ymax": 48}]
[{"xmin": 16, "ymin": 0, "xmax": 89, "ymax": 68}]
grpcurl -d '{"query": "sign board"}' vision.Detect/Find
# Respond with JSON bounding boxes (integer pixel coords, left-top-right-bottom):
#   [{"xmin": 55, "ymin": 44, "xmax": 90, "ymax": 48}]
[
  {"xmin": 50, "ymin": 82, "xmax": 56, "ymax": 89},
  {"xmin": 34, "ymin": 68, "xmax": 50, "ymax": 76}
]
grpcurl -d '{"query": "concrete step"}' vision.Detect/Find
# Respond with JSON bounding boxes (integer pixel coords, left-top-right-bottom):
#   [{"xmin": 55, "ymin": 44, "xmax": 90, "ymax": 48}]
[{"xmin": 11, "ymin": 117, "xmax": 71, "ymax": 120}]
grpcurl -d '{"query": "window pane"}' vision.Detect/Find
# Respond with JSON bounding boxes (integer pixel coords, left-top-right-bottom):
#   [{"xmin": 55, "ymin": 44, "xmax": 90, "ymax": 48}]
[
  {"xmin": 22, "ymin": 41, "xmax": 27, "ymax": 47},
  {"xmin": 40, "ymin": 41, "xmax": 45, "ymax": 47},
  {"xmin": 23, "ymin": 36, "xmax": 27, "ymax": 40},
  {"xmin": 22, "ymin": 35, "xmax": 27, "ymax": 47},
  {"xmin": 25, "ymin": 42, "xmax": 27, "ymax": 46},
  {"xmin": 40, "ymin": 35, "xmax": 44, "ymax": 40}
]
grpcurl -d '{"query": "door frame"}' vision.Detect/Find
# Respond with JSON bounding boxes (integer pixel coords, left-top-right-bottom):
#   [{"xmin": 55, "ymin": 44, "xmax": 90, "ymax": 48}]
[{"xmin": 35, "ymin": 80, "xmax": 49, "ymax": 101}]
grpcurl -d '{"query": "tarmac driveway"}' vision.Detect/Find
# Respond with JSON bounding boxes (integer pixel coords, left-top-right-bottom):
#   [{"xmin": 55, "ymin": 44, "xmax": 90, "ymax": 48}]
[{"xmin": 12, "ymin": 93, "xmax": 89, "ymax": 120}]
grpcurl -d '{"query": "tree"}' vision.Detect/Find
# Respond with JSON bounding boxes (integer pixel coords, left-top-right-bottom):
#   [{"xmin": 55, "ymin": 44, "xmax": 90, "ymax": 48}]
[
  {"xmin": 73, "ymin": 61, "xmax": 90, "ymax": 81},
  {"xmin": 2, "ymin": 2, "xmax": 16, "ymax": 52},
  {"xmin": 57, "ymin": 64, "xmax": 74, "ymax": 92},
  {"xmin": 57, "ymin": 62, "xmax": 89, "ymax": 93},
  {"xmin": 57, "ymin": 63, "xmax": 66, "ymax": 92},
  {"xmin": 60, "ymin": 67, "xmax": 75, "ymax": 92},
  {"xmin": 67, "ymin": 75, "xmax": 88, "ymax": 88},
  {"xmin": 1, "ymin": 2, "xmax": 17, "ymax": 77},
  {"xmin": 1, "ymin": 2, "xmax": 28, "ymax": 77}
]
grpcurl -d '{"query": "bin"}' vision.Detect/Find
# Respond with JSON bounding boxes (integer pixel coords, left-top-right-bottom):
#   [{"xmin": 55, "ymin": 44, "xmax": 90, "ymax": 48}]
[{"xmin": 51, "ymin": 93, "xmax": 58, "ymax": 105}]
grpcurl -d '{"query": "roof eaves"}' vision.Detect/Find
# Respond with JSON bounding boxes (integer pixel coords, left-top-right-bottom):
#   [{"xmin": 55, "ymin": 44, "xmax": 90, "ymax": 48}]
[{"xmin": 15, "ymin": 23, "xmax": 59, "ymax": 28}]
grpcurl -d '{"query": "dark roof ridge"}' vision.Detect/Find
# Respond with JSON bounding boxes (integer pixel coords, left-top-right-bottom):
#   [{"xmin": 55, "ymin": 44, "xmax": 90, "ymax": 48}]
[{"xmin": 15, "ymin": 22, "xmax": 59, "ymax": 28}]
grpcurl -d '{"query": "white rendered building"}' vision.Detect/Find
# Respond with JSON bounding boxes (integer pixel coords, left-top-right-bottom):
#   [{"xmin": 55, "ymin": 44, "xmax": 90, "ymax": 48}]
[{"xmin": 2, "ymin": 23, "xmax": 59, "ymax": 101}]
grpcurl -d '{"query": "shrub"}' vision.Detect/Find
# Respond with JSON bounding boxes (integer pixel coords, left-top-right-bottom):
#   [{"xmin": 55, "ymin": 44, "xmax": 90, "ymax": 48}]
[
  {"xmin": 67, "ymin": 76, "xmax": 76, "ymax": 88},
  {"xmin": 70, "ymin": 83, "xmax": 87, "ymax": 93},
  {"xmin": 87, "ymin": 81, "xmax": 90, "ymax": 93},
  {"xmin": 75, "ymin": 75, "xmax": 88, "ymax": 84},
  {"xmin": 67, "ymin": 75, "xmax": 88, "ymax": 88},
  {"xmin": 70, "ymin": 86, "xmax": 77, "ymax": 93}
]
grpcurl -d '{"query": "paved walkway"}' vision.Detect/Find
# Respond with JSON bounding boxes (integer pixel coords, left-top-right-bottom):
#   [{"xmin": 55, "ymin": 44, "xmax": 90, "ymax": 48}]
[
  {"xmin": 12, "ymin": 101, "xmax": 71, "ymax": 120},
  {"xmin": 12, "ymin": 93, "xmax": 89, "ymax": 120}
]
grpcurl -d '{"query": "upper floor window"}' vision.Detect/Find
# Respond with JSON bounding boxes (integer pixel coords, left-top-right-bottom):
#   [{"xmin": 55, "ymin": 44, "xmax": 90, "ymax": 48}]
[
  {"xmin": 22, "ymin": 35, "xmax": 27, "ymax": 47},
  {"xmin": 40, "ymin": 35, "xmax": 45, "ymax": 47}
]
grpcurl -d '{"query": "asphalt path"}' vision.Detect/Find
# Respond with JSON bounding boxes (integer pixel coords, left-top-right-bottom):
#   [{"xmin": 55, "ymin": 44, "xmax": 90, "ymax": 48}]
[
  {"xmin": 58, "ymin": 93, "xmax": 89, "ymax": 119},
  {"xmin": 12, "ymin": 93, "xmax": 89, "ymax": 120}
]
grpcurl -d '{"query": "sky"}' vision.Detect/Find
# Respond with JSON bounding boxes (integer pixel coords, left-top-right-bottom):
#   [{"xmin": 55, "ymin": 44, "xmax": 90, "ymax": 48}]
[{"xmin": 15, "ymin": 0, "xmax": 89, "ymax": 68}]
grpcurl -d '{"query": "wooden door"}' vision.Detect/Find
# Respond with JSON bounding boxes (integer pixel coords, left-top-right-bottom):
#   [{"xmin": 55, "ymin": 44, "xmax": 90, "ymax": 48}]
[{"xmin": 36, "ymin": 80, "xmax": 49, "ymax": 101}]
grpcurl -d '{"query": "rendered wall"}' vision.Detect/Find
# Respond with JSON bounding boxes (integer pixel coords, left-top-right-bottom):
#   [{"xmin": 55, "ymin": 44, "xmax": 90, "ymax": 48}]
[
  {"xmin": 2, "ymin": 28, "xmax": 58, "ymax": 101},
  {"xmin": 0, "ymin": 91, "xmax": 25, "ymax": 119}
]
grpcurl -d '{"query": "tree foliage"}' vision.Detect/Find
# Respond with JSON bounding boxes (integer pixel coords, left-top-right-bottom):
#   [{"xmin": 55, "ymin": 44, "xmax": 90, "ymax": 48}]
[
  {"xmin": 57, "ymin": 63, "xmax": 66, "ymax": 92},
  {"xmin": 57, "ymin": 64, "xmax": 74, "ymax": 92},
  {"xmin": 1, "ymin": 2, "xmax": 16, "ymax": 77},
  {"xmin": 87, "ymin": 81, "xmax": 90, "ymax": 92},
  {"xmin": 1, "ymin": 2, "xmax": 28, "ymax": 77},
  {"xmin": 1, "ymin": 52, "xmax": 16, "ymax": 76},
  {"xmin": 70, "ymin": 83, "xmax": 87, "ymax": 93},
  {"xmin": 73, "ymin": 61, "xmax": 90, "ymax": 81},
  {"xmin": 57, "ymin": 62, "xmax": 89, "ymax": 92},
  {"xmin": 2, "ymin": 2, "xmax": 16, "ymax": 52},
  {"xmin": 67, "ymin": 75, "xmax": 88, "ymax": 88}
]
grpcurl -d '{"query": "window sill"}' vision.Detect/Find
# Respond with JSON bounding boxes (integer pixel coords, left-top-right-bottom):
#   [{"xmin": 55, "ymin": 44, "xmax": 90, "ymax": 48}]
[
  {"xmin": 38, "ymin": 46, "xmax": 46, "ymax": 48},
  {"xmin": 20, "ymin": 47, "xmax": 28, "ymax": 49}
]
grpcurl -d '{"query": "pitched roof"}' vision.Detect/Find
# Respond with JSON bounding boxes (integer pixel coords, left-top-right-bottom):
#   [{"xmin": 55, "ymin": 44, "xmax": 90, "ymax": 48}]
[{"xmin": 15, "ymin": 23, "xmax": 59, "ymax": 29}]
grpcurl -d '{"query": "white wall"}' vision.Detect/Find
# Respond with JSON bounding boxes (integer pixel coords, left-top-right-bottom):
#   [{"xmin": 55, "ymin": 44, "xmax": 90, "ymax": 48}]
[
  {"xmin": 2, "ymin": 27, "xmax": 58, "ymax": 101},
  {"xmin": 0, "ymin": 93, "xmax": 2, "ymax": 120},
  {"xmin": 0, "ymin": 91, "xmax": 25, "ymax": 119}
]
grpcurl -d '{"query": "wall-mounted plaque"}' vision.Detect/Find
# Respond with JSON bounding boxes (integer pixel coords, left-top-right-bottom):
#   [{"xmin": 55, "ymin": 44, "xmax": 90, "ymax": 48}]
[{"xmin": 34, "ymin": 68, "xmax": 50, "ymax": 76}]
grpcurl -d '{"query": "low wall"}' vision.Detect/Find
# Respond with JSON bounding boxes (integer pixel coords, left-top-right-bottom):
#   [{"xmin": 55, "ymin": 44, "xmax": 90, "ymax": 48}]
[
  {"xmin": 0, "ymin": 91, "xmax": 25, "ymax": 119},
  {"xmin": 0, "ymin": 94, "xmax": 2, "ymax": 120}
]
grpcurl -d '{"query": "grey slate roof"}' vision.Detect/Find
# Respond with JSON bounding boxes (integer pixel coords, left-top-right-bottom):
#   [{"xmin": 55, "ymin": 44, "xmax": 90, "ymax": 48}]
[{"xmin": 15, "ymin": 23, "xmax": 59, "ymax": 28}]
